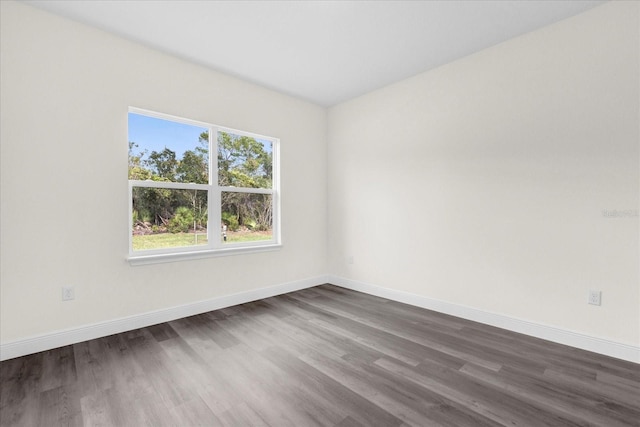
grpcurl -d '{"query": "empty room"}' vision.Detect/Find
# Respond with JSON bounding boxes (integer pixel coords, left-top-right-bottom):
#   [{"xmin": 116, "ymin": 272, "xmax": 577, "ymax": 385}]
[{"xmin": 1, "ymin": 0, "xmax": 638, "ymax": 426}]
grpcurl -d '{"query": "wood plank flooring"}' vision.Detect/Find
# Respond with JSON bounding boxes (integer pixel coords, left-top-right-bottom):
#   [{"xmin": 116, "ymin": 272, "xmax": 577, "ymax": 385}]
[{"xmin": 2, "ymin": 284, "xmax": 639, "ymax": 426}]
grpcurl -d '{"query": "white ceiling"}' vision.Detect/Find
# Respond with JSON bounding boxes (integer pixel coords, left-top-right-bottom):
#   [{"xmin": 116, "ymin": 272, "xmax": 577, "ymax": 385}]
[{"xmin": 24, "ymin": 0, "xmax": 604, "ymax": 107}]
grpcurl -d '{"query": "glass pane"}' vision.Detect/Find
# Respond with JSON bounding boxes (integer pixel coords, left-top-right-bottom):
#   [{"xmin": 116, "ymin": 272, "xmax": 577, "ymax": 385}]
[
  {"xmin": 221, "ymin": 192, "xmax": 273, "ymax": 244},
  {"xmin": 218, "ymin": 131, "xmax": 272, "ymax": 189},
  {"xmin": 128, "ymin": 113, "xmax": 209, "ymax": 184},
  {"xmin": 132, "ymin": 187, "xmax": 208, "ymax": 251}
]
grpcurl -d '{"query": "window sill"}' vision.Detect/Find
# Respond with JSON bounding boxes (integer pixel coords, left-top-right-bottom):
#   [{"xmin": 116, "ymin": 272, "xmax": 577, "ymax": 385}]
[{"xmin": 127, "ymin": 244, "xmax": 282, "ymax": 266}]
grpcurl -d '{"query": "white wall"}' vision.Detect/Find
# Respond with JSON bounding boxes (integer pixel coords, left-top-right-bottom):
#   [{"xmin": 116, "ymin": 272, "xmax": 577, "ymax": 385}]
[
  {"xmin": 328, "ymin": 1, "xmax": 639, "ymax": 347},
  {"xmin": 0, "ymin": 1, "xmax": 327, "ymax": 343}
]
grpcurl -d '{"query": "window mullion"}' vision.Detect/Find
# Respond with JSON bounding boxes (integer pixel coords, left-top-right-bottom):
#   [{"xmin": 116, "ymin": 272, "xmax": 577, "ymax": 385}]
[
  {"xmin": 219, "ymin": 186, "xmax": 273, "ymax": 195},
  {"xmin": 129, "ymin": 180, "xmax": 209, "ymax": 191},
  {"xmin": 210, "ymin": 126, "xmax": 222, "ymax": 250}
]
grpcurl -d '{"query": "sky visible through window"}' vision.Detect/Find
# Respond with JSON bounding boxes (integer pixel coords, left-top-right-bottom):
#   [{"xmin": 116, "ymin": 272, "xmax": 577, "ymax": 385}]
[
  {"xmin": 128, "ymin": 113, "xmax": 207, "ymax": 158},
  {"xmin": 128, "ymin": 112, "xmax": 272, "ymax": 159}
]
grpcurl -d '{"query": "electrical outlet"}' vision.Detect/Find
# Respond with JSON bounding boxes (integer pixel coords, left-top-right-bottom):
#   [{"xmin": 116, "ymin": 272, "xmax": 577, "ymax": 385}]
[
  {"xmin": 62, "ymin": 286, "xmax": 75, "ymax": 301},
  {"xmin": 588, "ymin": 290, "xmax": 601, "ymax": 306},
  {"xmin": 347, "ymin": 256, "xmax": 354, "ymax": 265}
]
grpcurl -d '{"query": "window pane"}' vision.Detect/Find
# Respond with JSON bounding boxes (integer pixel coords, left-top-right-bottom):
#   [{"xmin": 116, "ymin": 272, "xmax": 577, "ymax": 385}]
[
  {"xmin": 218, "ymin": 131, "xmax": 272, "ymax": 189},
  {"xmin": 221, "ymin": 192, "xmax": 273, "ymax": 244},
  {"xmin": 128, "ymin": 113, "xmax": 209, "ymax": 184},
  {"xmin": 132, "ymin": 187, "xmax": 208, "ymax": 251}
]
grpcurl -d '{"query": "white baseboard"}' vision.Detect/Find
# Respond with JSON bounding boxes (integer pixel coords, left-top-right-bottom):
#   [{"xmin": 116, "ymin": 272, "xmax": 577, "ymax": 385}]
[
  {"xmin": 0, "ymin": 275, "xmax": 329, "ymax": 361},
  {"xmin": 328, "ymin": 275, "xmax": 640, "ymax": 364},
  {"xmin": 3, "ymin": 274, "xmax": 638, "ymax": 364}
]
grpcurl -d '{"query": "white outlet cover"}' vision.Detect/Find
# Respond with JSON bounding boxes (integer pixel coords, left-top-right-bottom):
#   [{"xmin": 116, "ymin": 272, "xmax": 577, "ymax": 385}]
[
  {"xmin": 62, "ymin": 286, "xmax": 75, "ymax": 301},
  {"xmin": 588, "ymin": 290, "xmax": 601, "ymax": 306}
]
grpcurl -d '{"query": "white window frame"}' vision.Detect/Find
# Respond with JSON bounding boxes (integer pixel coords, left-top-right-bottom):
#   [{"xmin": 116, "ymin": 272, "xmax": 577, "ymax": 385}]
[{"xmin": 127, "ymin": 107, "xmax": 281, "ymax": 265}]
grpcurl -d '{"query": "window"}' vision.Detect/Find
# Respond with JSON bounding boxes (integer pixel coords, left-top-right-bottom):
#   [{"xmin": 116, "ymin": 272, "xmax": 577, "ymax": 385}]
[{"xmin": 128, "ymin": 108, "xmax": 280, "ymax": 264}]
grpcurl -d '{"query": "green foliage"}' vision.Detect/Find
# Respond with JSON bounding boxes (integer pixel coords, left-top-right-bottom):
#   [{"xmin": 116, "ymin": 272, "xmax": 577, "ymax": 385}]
[
  {"xmin": 132, "ymin": 187, "xmax": 173, "ymax": 226},
  {"xmin": 221, "ymin": 211, "xmax": 239, "ymax": 231},
  {"xmin": 168, "ymin": 206, "xmax": 194, "ymax": 233},
  {"xmin": 198, "ymin": 211, "xmax": 208, "ymax": 227},
  {"xmin": 218, "ymin": 132, "xmax": 272, "ymax": 189},
  {"xmin": 130, "ymin": 135, "xmax": 209, "ymax": 229},
  {"xmin": 146, "ymin": 148, "xmax": 178, "ymax": 180},
  {"xmin": 128, "ymin": 142, "xmax": 152, "ymax": 180},
  {"xmin": 217, "ymin": 132, "xmax": 272, "ymax": 231},
  {"xmin": 177, "ymin": 150, "xmax": 208, "ymax": 184},
  {"xmin": 140, "ymin": 210, "xmax": 153, "ymax": 223},
  {"xmin": 130, "ymin": 129, "xmax": 272, "ymax": 235}
]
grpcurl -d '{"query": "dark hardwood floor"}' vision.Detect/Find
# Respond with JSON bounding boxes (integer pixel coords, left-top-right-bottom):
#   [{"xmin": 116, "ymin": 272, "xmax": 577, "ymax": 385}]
[{"xmin": 1, "ymin": 284, "xmax": 639, "ymax": 426}]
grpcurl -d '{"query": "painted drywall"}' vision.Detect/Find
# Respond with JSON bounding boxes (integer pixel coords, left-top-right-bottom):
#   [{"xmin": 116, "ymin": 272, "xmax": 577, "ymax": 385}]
[
  {"xmin": 0, "ymin": 1, "xmax": 327, "ymax": 343},
  {"xmin": 328, "ymin": 1, "xmax": 639, "ymax": 347}
]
